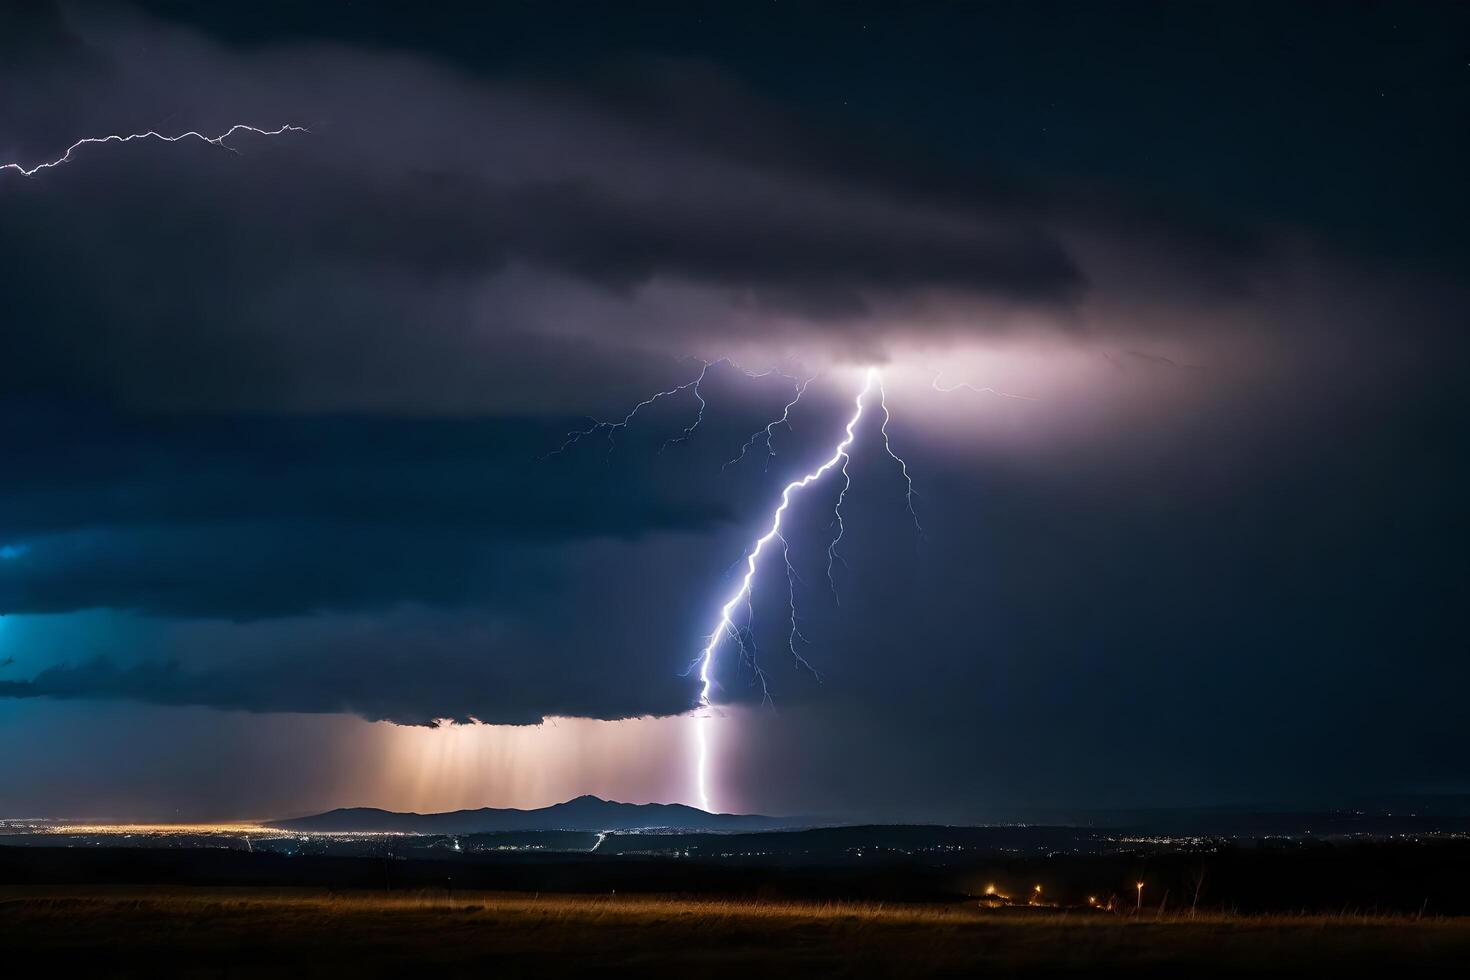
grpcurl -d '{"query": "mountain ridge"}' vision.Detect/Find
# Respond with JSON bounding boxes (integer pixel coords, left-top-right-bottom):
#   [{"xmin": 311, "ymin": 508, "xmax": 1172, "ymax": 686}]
[{"xmin": 270, "ymin": 795, "xmax": 803, "ymax": 834}]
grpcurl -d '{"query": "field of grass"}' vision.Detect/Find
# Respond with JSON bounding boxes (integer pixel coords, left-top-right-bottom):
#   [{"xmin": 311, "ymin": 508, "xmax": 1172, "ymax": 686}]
[{"xmin": 3, "ymin": 887, "xmax": 1469, "ymax": 977}]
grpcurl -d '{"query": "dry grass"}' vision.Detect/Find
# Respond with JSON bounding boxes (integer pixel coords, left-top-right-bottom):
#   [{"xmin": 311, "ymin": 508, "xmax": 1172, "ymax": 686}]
[{"xmin": 3, "ymin": 886, "xmax": 1468, "ymax": 977}]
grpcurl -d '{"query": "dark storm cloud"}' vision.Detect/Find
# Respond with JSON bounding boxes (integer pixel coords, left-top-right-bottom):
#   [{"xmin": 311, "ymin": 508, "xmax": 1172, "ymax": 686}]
[
  {"xmin": 0, "ymin": 393, "xmax": 828, "ymax": 618},
  {"xmin": 320, "ymin": 172, "xmax": 1079, "ymax": 304},
  {"xmin": 0, "ymin": 621, "xmax": 673, "ymax": 725},
  {"xmin": 0, "ymin": 408, "xmax": 725, "ymax": 544},
  {"xmin": 0, "ymin": 658, "xmax": 385, "ymax": 719},
  {"xmin": 0, "ymin": 370, "xmax": 865, "ymax": 722},
  {"xmin": 0, "ymin": 1, "xmax": 1309, "ymax": 419},
  {"xmin": 0, "ymin": 645, "xmax": 606, "ymax": 727},
  {"xmin": 0, "ymin": 2, "xmax": 1100, "ymax": 418}
]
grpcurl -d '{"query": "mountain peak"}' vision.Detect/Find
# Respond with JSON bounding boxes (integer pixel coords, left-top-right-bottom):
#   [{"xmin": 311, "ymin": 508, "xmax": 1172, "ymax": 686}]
[{"xmin": 558, "ymin": 795, "xmax": 611, "ymax": 806}]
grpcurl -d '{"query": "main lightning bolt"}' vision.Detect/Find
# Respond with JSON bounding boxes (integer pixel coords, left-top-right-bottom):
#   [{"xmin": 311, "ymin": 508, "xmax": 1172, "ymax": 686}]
[
  {"xmin": 694, "ymin": 367, "xmax": 895, "ymax": 813},
  {"xmin": 0, "ymin": 123, "xmax": 308, "ymax": 177},
  {"xmin": 538, "ymin": 361, "xmax": 923, "ymax": 813}
]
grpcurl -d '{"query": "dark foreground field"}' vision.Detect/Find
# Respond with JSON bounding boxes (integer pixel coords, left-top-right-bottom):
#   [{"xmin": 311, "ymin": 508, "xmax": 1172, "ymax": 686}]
[{"xmin": 2, "ymin": 887, "xmax": 1468, "ymax": 979}]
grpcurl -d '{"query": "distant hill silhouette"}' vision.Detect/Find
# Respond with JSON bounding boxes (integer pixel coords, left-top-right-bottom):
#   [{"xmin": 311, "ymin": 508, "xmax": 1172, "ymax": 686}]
[{"xmin": 270, "ymin": 795, "xmax": 800, "ymax": 834}]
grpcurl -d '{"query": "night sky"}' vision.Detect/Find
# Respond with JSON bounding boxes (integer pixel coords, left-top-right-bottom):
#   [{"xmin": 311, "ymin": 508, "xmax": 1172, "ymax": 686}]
[{"xmin": 1, "ymin": 1, "xmax": 1467, "ymax": 822}]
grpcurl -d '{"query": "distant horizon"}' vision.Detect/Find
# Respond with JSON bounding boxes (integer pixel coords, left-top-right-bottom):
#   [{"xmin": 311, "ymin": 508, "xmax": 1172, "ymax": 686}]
[{"xmin": 12, "ymin": 789, "xmax": 1470, "ymax": 830}]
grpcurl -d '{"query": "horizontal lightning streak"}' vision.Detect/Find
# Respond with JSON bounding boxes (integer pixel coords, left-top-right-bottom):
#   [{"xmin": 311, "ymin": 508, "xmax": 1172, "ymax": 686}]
[
  {"xmin": 0, "ymin": 124, "xmax": 308, "ymax": 177},
  {"xmin": 931, "ymin": 373, "xmax": 1034, "ymax": 400}
]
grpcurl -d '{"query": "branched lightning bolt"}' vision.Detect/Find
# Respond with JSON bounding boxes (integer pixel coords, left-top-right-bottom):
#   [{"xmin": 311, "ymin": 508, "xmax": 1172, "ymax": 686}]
[
  {"xmin": 723, "ymin": 375, "xmax": 816, "ymax": 471},
  {"xmin": 825, "ymin": 439, "xmax": 854, "ymax": 603},
  {"xmin": 778, "ymin": 533, "xmax": 820, "ymax": 681},
  {"xmin": 0, "ymin": 124, "xmax": 308, "ymax": 178},
  {"xmin": 822, "ymin": 374, "xmax": 919, "ymax": 605},
  {"xmin": 694, "ymin": 368, "xmax": 879, "ymax": 812},
  {"xmin": 659, "ymin": 361, "xmax": 713, "ymax": 452},
  {"xmin": 877, "ymin": 377, "xmax": 923, "ymax": 537},
  {"xmin": 544, "ymin": 364, "xmax": 709, "ymax": 460},
  {"xmin": 544, "ymin": 358, "xmax": 801, "ymax": 461}
]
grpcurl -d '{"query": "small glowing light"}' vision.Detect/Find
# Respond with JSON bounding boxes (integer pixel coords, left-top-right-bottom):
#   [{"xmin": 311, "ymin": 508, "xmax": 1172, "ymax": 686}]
[
  {"xmin": 984, "ymin": 884, "xmax": 996, "ymax": 895},
  {"xmin": 1034, "ymin": 884, "xmax": 1043, "ymax": 892},
  {"xmin": 1088, "ymin": 896, "xmax": 1097, "ymax": 905}
]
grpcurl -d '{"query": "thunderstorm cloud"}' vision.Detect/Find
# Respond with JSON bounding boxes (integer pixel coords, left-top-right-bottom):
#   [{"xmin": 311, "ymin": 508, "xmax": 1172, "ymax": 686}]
[{"xmin": 0, "ymin": 1, "xmax": 1465, "ymax": 818}]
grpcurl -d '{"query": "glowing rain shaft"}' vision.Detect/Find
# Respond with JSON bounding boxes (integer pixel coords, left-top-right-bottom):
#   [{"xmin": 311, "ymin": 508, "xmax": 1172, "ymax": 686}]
[{"xmin": 694, "ymin": 367, "xmax": 881, "ymax": 812}]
